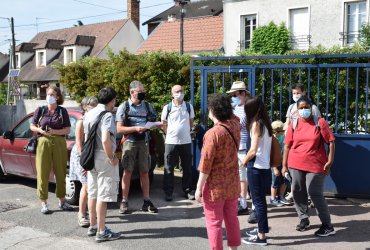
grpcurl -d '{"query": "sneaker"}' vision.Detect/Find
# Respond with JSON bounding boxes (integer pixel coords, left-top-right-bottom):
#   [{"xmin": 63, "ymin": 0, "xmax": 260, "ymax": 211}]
[
  {"xmin": 296, "ymin": 218, "xmax": 310, "ymax": 231},
  {"xmin": 314, "ymin": 224, "xmax": 336, "ymax": 237},
  {"xmin": 78, "ymin": 215, "xmax": 90, "ymax": 228},
  {"xmin": 248, "ymin": 209, "xmax": 257, "ymax": 224},
  {"xmin": 245, "ymin": 228, "xmax": 258, "ymax": 237},
  {"xmin": 165, "ymin": 193, "xmax": 173, "ymax": 202},
  {"xmin": 308, "ymin": 198, "xmax": 315, "ymax": 208},
  {"xmin": 142, "ymin": 200, "xmax": 158, "ymax": 213},
  {"xmin": 41, "ymin": 203, "xmax": 50, "ymax": 214},
  {"xmin": 270, "ymin": 198, "xmax": 283, "ymax": 207},
  {"xmin": 238, "ymin": 205, "xmax": 249, "ymax": 215},
  {"xmin": 119, "ymin": 200, "xmax": 128, "ymax": 214},
  {"xmin": 279, "ymin": 197, "xmax": 291, "ymax": 205},
  {"xmin": 87, "ymin": 226, "xmax": 97, "ymax": 237},
  {"xmin": 59, "ymin": 202, "xmax": 74, "ymax": 211},
  {"xmin": 246, "ymin": 194, "xmax": 251, "ymax": 200},
  {"xmin": 242, "ymin": 235, "xmax": 267, "ymax": 246},
  {"xmin": 187, "ymin": 190, "xmax": 195, "ymax": 200},
  {"xmin": 95, "ymin": 227, "xmax": 121, "ymax": 242}
]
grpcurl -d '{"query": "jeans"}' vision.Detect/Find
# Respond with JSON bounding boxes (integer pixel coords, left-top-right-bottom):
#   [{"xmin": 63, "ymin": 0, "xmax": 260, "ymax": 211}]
[
  {"xmin": 247, "ymin": 157, "xmax": 270, "ymax": 233},
  {"xmin": 290, "ymin": 168, "xmax": 332, "ymax": 226},
  {"xmin": 163, "ymin": 143, "xmax": 193, "ymax": 195},
  {"xmin": 203, "ymin": 183, "xmax": 241, "ymax": 250}
]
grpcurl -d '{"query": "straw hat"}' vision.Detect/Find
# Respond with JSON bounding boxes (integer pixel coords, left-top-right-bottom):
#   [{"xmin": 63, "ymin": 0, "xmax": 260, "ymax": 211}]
[
  {"xmin": 271, "ymin": 120, "xmax": 284, "ymax": 132},
  {"xmin": 226, "ymin": 81, "xmax": 249, "ymax": 94}
]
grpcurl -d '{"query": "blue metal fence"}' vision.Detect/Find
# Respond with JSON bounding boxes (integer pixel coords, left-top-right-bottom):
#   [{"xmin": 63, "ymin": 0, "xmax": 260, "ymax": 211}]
[{"xmin": 190, "ymin": 54, "xmax": 370, "ymax": 198}]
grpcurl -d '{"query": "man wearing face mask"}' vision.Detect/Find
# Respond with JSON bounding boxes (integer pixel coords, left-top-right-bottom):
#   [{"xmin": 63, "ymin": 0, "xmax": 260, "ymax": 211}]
[
  {"xmin": 116, "ymin": 80, "xmax": 158, "ymax": 214},
  {"xmin": 284, "ymin": 84, "xmax": 321, "ymax": 130},
  {"xmin": 227, "ymin": 81, "xmax": 251, "ymax": 215},
  {"xmin": 161, "ymin": 85, "xmax": 195, "ymax": 201}
]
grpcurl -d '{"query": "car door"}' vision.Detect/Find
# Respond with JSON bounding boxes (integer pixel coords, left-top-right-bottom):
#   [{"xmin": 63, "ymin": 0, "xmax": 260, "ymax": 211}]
[{"xmin": 1, "ymin": 114, "xmax": 35, "ymax": 178}]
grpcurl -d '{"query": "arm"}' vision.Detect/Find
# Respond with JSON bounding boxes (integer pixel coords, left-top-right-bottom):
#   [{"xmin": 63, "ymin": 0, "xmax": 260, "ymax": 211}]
[
  {"xmin": 49, "ymin": 127, "xmax": 71, "ymax": 136},
  {"xmin": 282, "ymin": 144, "xmax": 291, "ymax": 176},
  {"xmin": 102, "ymin": 130, "xmax": 119, "ymax": 166},
  {"xmin": 323, "ymin": 141, "xmax": 335, "ymax": 175},
  {"xmin": 116, "ymin": 121, "xmax": 146, "ymax": 135},
  {"xmin": 75, "ymin": 119, "xmax": 84, "ymax": 154},
  {"xmin": 195, "ymin": 172, "xmax": 209, "ymax": 202},
  {"xmin": 241, "ymin": 122, "xmax": 261, "ymax": 166}
]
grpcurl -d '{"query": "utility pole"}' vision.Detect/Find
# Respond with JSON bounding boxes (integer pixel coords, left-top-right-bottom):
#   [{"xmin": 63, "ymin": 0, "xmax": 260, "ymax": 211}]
[
  {"xmin": 11, "ymin": 17, "xmax": 16, "ymax": 69},
  {"xmin": 174, "ymin": 0, "xmax": 189, "ymax": 55}
]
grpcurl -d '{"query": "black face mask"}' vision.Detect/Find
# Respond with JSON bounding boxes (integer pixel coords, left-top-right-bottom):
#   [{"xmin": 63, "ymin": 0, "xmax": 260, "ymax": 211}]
[{"xmin": 137, "ymin": 92, "xmax": 146, "ymax": 101}]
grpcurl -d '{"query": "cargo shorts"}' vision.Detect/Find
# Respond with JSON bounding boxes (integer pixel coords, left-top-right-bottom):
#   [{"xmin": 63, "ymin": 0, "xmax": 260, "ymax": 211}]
[
  {"xmin": 121, "ymin": 140, "xmax": 150, "ymax": 172},
  {"xmin": 87, "ymin": 151, "xmax": 120, "ymax": 202},
  {"xmin": 238, "ymin": 149, "xmax": 248, "ymax": 181}
]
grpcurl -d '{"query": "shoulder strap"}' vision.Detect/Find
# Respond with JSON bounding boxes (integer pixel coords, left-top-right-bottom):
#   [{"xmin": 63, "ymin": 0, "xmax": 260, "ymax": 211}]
[
  {"xmin": 166, "ymin": 102, "xmax": 172, "ymax": 120},
  {"xmin": 144, "ymin": 101, "xmax": 152, "ymax": 120},
  {"xmin": 313, "ymin": 115, "xmax": 320, "ymax": 128},
  {"xmin": 185, "ymin": 102, "xmax": 190, "ymax": 115},
  {"xmin": 56, "ymin": 106, "xmax": 64, "ymax": 124},
  {"xmin": 219, "ymin": 124, "xmax": 238, "ymax": 150},
  {"xmin": 37, "ymin": 106, "xmax": 47, "ymax": 125},
  {"xmin": 292, "ymin": 117, "xmax": 298, "ymax": 131},
  {"xmin": 87, "ymin": 111, "xmax": 109, "ymax": 137}
]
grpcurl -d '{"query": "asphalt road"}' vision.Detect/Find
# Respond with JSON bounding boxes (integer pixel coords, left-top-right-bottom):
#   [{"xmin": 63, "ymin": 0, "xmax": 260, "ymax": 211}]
[{"xmin": 0, "ymin": 170, "xmax": 370, "ymax": 250}]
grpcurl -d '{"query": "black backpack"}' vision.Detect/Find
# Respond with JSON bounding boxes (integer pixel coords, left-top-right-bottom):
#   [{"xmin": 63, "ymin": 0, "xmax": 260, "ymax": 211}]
[
  {"xmin": 165, "ymin": 101, "xmax": 191, "ymax": 120},
  {"xmin": 80, "ymin": 111, "xmax": 109, "ymax": 171}
]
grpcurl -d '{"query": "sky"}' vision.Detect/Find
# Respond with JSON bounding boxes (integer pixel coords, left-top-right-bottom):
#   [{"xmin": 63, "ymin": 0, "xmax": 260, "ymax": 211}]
[{"xmin": 0, "ymin": 0, "xmax": 174, "ymax": 54}]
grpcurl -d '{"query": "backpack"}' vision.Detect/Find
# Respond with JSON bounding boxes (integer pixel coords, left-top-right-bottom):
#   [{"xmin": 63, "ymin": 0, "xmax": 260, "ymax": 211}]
[
  {"xmin": 292, "ymin": 115, "xmax": 320, "ymax": 131},
  {"xmin": 80, "ymin": 111, "xmax": 109, "ymax": 171},
  {"xmin": 165, "ymin": 101, "xmax": 191, "ymax": 120},
  {"xmin": 123, "ymin": 100, "xmax": 156, "ymax": 123}
]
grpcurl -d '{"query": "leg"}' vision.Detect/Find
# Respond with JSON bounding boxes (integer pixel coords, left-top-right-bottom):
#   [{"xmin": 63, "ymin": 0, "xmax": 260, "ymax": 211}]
[
  {"xmin": 96, "ymin": 201, "xmax": 107, "ymax": 232},
  {"xmin": 120, "ymin": 141, "xmax": 136, "ymax": 200},
  {"xmin": 163, "ymin": 144, "xmax": 177, "ymax": 196},
  {"xmin": 140, "ymin": 171, "xmax": 150, "ymax": 199},
  {"xmin": 203, "ymin": 184, "xmax": 224, "ymax": 250},
  {"xmin": 137, "ymin": 142, "xmax": 151, "ymax": 199},
  {"xmin": 36, "ymin": 137, "xmax": 53, "ymax": 202},
  {"xmin": 121, "ymin": 170, "xmax": 132, "ymax": 199},
  {"xmin": 179, "ymin": 143, "xmax": 193, "ymax": 194},
  {"xmin": 89, "ymin": 198, "xmax": 97, "ymax": 227},
  {"xmin": 87, "ymin": 170, "xmax": 98, "ymax": 227},
  {"xmin": 52, "ymin": 136, "xmax": 68, "ymax": 202},
  {"xmin": 79, "ymin": 184, "xmax": 88, "ymax": 217},
  {"xmin": 290, "ymin": 168, "xmax": 309, "ymax": 220},
  {"xmin": 223, "ymin": 198, "xmax": 241, "ymax": 248},
  {"xmin": 306, "ymin": 172, "xmax": 332, "ymax": 226}
]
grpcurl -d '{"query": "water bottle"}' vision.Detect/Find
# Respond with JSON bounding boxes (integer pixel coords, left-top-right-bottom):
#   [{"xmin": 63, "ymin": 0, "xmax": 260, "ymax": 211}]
[{"xmin": 284, "ymin": 171, "xmax": 292, "ymax": 183}]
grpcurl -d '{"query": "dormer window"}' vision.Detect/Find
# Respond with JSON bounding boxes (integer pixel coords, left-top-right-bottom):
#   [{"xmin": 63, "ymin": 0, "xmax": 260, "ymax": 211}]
[
  {"xmin": 15, "ymin": 53, "xmax": 20, "ymax": 68},
  {"xmin": 36, "ymin": 50, "xmax": 46, "ymax": 67},
  {"xmin": 64, "ymin": 47, "xmax": 75, "ymax": 64}
]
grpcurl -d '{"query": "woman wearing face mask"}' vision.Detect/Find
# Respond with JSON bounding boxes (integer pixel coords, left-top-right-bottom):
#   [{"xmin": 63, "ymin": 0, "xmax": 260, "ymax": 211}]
[
  {"xmin": 195, "ymin": 94, "xmax": 241, "ymax": 250},
  {"xmin": 284, "ymin": 84, "xmax": 321, "ymax": 130},
  {"xmin": 69, "ymin": 96, "xmax": 98, "ymax": 226},
  {"xmin": 282, "ymin": 96, "xmax": 336, "ymax": 237},
  {"xmin": 30, "ymin": 86, "xmax": 72, "ymax": 214}
]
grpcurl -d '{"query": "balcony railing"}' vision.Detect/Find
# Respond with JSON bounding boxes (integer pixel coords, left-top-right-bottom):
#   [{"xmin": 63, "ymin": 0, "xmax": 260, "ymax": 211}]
[
  {"xmin": 339, "ymin": 32, "xmax": 361, "ymax": 44},
  {"xmin": 290, "ymin": 35, "xmax": 311, "ymax": 45}
]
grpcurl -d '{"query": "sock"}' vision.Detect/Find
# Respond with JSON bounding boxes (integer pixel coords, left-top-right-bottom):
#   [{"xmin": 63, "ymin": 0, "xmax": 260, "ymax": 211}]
[{"xmin": 240, "ymin": 198, "xmax": 247, "ymax": 209}]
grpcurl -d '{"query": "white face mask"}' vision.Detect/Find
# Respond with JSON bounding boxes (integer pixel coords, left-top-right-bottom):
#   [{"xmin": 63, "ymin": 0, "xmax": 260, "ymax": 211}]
[
  {"xmin": 174, "ymin": 93, "xmax": 184, "ymax": 101},
  {"xmin": 46, "ymin": 95, "xmax": 56, "ymax": 105},
  {"xmin": 293, "ymin": 94, "xmax": 301, "ymax": 103}
]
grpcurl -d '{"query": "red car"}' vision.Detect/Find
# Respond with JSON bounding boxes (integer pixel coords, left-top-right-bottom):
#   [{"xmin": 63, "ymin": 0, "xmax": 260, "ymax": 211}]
[{"xmin": 0, "ymin": 108, "xmax": 83, "ymax": 205}]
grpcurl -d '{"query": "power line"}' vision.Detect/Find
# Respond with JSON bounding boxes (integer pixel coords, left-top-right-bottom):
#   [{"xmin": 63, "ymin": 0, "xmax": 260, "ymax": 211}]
[{"xmin": 71, "ymin": 0, "xmax": 123, "ymax": 12}]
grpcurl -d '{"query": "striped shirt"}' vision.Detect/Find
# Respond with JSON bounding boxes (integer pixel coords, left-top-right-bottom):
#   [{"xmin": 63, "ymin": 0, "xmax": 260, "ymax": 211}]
[{"xmin": 233, "ymin": 105, "xmax": 249, "ymax": 150}]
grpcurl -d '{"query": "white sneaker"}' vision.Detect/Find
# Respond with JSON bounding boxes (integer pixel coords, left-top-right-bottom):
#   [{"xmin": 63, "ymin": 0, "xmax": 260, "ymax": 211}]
[{"xmin": 41, "ymin": 203, "xmax": 49, "ymax": 214}]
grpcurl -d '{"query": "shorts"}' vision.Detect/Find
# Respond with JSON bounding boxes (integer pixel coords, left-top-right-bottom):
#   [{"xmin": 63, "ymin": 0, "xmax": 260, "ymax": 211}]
[
  {"xmin": 121, "ymin": 140, "xmax": 150, "ymax": 172},
  {"xmin": 271, "ymin": 166, "xmax": 290, "ymax": 189},
  {"xmin": 88, "ymin": 151, "xmax": 119, "ymax": 202},
  {"xmin": 238, "ymin": 150, "xmax": 248, "ymax": 181}
]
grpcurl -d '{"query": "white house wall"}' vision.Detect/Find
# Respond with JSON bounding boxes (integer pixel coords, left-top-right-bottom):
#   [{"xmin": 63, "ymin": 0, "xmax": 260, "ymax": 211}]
[
  {"xmin": 224, "ymin": 0, "xmax": 370, "ymax": 56},
  {"xmin": 98, "ymin": 20, "xmax": 144, "ymax": 58}
]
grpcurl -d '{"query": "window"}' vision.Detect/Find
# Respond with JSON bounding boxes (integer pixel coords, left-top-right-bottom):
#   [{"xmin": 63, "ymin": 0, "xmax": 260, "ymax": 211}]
[
  {"xmin": 345, "ymin": 1, "xmax": 366, "ymax": 44},
  {"xmin": 65, "ymin": 48, "xmax": 74, "ymax": 64},
  {"xmin": 66, "ymin": 116, "xmax": 77, "ymax": 140},
  {"xmin": 36, "ymin": 51, "xmax": 45, "ymax": 67},
  {"xmin": 240, "ymin": 14, "xmax": 257, "ymax": 50},
  {"xmin": 289, "ymin": 7, "xmax": 310, "ymax": 50},
  {"xmin": 15, "ymin": 54, "xmax": 20, "ymax": 68},
  {"xmin": 13, "ymin": 116, "xmax": 33, "ymax": 139}
]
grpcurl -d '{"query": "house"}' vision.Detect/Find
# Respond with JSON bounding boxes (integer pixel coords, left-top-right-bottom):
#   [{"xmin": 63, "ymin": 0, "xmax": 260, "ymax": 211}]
[
  {"xmin": 9, "ymin": 19, "xmax": 143, "ymax": 99},
  {"xmin": 142, "ymin": 0, "xmax": 223, "ymax": 36},
  {"xmin": 224, "ymin": 0, "xmax": 369, "ymax": 55},
  {"xmin": 136, "ymin": 15, "xmax": 223, "ymax": 55},
  {"xmin": 0, "ymin": 53, "xmax": 9, "ymax": 83}
]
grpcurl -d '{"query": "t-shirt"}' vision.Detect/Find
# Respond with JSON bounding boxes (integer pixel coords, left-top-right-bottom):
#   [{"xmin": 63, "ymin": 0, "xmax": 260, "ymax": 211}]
[
  {"xmin": 198, "ymin": 115, "xmax": 241, "ymax": 201},
  {"xmin": 83, "ymin": 103, "xmax": 116, "ymax": 152},
  {"xmin": 284, "ymin": 117, "xmax": 335, "ymax": 173},
  {"xmin": 115, "ymin": 99, "xmax": 157, "ymax": 142},
  {"xmin": 233, "ymin": 105, "xmax": 249, "ymax": 150},
  {"xmin": 161, "ymin": 101, "xmax": 195, "ymax": 145}
]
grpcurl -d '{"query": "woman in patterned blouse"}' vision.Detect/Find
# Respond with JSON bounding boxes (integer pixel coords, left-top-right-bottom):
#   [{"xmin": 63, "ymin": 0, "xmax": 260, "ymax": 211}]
[{"xmin": 195, "ymin": 94, "xmax": 241, "ymax": 250}]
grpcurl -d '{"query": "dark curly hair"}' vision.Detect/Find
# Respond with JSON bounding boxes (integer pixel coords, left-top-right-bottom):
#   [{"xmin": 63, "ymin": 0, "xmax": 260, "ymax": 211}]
[
  {"xmin": 296, "ymin": 95, "xmax": 312, "ymax": 107},
  {"xmin": 244, "ymin": 96, "xmax": 273, "ymax": 137},
  {"xmin": 208, "ymin": 94, "xmax": 233, "ymax": 122}
]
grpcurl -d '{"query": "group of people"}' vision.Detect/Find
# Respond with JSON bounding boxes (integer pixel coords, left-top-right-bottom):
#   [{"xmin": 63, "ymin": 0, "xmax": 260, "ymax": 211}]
[
  {"xmin": 195, "ymin": 81, "xmax": 336, "ymax": 249},
  {"xmin": 30, "ymin": 80, "xmax": 336, "ymax": 247},
  {"xmin": 30, "ymin": 81, "xmax": 196, "ymax": 242}
]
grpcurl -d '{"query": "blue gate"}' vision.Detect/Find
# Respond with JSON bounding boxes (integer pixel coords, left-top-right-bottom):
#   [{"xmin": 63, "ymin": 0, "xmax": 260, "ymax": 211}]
[{"xmin": 190, "ymin": 54, "xmax": 370, "ymax": 198}]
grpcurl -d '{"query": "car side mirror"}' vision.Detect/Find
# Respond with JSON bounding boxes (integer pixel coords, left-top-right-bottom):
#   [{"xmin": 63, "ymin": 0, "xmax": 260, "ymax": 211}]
[{"xmin": 3, "ymin": 131, "xmax": 14, "ymax": 140}]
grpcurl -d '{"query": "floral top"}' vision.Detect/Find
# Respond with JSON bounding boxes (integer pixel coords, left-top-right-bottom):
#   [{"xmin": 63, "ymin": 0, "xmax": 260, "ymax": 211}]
[{"xmin": 198, "ymin": 114, "xmax": 241, "ymax": 201}]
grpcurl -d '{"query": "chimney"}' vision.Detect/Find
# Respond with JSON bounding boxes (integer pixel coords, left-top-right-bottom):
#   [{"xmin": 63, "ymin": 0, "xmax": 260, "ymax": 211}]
[{"xmin": 128, "ymin": 0, "xmax": 140, "ymax": 31}]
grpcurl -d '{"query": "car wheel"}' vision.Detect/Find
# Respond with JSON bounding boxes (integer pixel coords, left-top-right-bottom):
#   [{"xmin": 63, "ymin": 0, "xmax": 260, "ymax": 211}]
[
  {"xmin": 65, "ymin": 174, "xmax": 81, "ymax": 205},
  {"xmin": 0, "ymin": 165, "xmax": 5, "ymax": 181}
]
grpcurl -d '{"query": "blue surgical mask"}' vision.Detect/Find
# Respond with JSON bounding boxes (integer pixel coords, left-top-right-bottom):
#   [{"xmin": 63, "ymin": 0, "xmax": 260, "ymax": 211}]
[
  {"xmin": 298, "ymin": 108, "xmax": 311, "ymax": 119},
  {"xmin": 231, "ymin": 96, "xmax": 241, "ymax": 106}
]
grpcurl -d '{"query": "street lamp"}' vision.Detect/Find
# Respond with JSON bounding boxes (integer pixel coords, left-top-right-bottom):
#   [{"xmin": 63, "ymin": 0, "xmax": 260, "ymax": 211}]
[{"xmin": 174, "ymin": 0, "xmax": 190, "ymax": 55}]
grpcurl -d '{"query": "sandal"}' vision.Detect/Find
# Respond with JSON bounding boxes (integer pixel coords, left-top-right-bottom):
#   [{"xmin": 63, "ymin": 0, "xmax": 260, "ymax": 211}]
[{"xmin": 78, "ymin": 215, "xmax": 90, "ymax": 228}]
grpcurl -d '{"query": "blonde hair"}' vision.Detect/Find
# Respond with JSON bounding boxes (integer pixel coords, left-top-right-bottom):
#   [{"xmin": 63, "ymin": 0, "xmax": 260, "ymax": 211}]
[{"xmin": 271, "ymin": 120, "xmax": 284, "ymax": 132}]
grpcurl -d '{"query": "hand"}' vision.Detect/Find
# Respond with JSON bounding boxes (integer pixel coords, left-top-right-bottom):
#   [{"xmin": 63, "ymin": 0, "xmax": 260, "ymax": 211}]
[
  {"xmin": 135, "ymin": 126, "xmax": 146, "ymax": 133},
  {"xmin": 109, "ymin": 157, "xmax": 119, "ymax": 167},
  {"xmin": 40, "ymin": 128, "xmax": 50, "ymax": 137},
  {"xmin": 323, "ymin": 161, "xmax": 333, "ymax": 176},
  {"xmin": 195, "ymin": 189, "xmax": 202, "ymax": 203},
  {"xmin": 241, "ymin": 158, "xmax": 248, "ymax": 166},
  {"xmin": 282, "ymin": 166, "xmax": 288, "ymax": 176},
  {"xmin": 273, "ymin": 167, "xmax": 280, "ymax": 176}
]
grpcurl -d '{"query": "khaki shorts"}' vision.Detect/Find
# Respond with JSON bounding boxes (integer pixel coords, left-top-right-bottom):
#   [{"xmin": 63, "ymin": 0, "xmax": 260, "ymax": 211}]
[
  {"xmin": 87, "ymin": 151, "xmax": 119, "ymax": 202},
  {"xmin": 121, "ymin": 141, "xmax": 150, "ymax": 172},
  {"xmin": 238, "ymin": 150, "xmax": 248, "ymax": 181}
]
